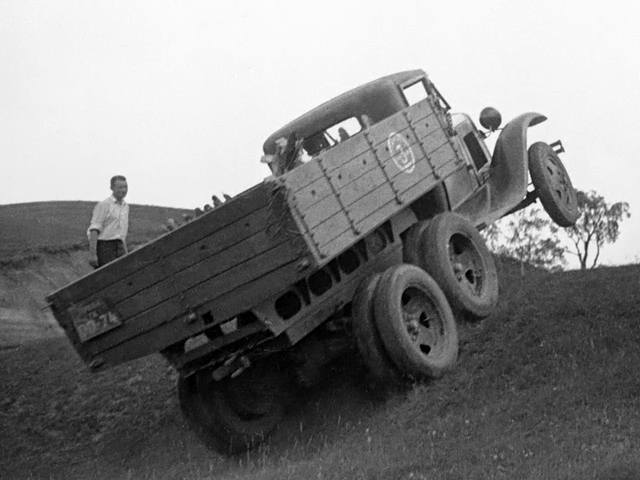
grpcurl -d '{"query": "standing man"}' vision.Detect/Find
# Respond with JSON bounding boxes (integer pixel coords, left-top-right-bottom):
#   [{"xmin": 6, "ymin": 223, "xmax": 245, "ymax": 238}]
[{"xmin": 88, "ymin": 175, "xmax": 129, "ymax": 268}]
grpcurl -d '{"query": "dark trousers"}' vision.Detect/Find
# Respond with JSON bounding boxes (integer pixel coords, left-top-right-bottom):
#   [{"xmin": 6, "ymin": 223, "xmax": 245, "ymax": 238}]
[{"xmin": 97, "ymin": 239, "xmax": 125, "ymax": 267}]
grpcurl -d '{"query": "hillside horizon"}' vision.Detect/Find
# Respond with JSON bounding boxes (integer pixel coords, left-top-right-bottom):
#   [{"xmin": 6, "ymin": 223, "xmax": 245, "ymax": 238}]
[{"xmin": 0, "ymin": 200, "xmax": 191, "ymax": 258}]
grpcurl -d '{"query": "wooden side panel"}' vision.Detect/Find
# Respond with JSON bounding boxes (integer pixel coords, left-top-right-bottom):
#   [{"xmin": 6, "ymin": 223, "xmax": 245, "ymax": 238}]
[
  {"xmin": 287, "ymin": 98, "xmax": 465, "ymax": 264},
  {"xmin": 83, "ymin": 234, "xmax": 294, "ymax": 354},
  {"xmin": 48, "ymin": 183, "xmax": 273, "ymax": 306},
  {"xmin": 314, "ymin": 133, "xmax": 371, "ymax": 174},
  {"xmin": 95, "ymin": 257, "xmax": 303, "ymax": 367},
  {"xmin": 77, "ymin": 208, "xmax": 270, "ymax": 313},
  {"xmin": 48, "ymin": 180, "xmax": 313, "ymax": 366},
  {"xmin": 292, "ymin": 175, "xmax": 334, "ymax": 213},
  {"xmin": 299, "ymin": 194, "xmax": 343, "ymax": 230}
]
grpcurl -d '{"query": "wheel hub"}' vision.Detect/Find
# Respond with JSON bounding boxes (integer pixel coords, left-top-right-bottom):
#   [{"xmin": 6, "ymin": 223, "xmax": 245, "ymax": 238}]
[
  {"xmin": 401, "ymin": 288, "xmax": 442, "ymax": 356},
  {"xmin": 545, "ymin": 155, "xmax": 576, "ymax": 208},
  {"xmin": 449, "ymin": 235, "xmax": 484, "ymax": 296}
]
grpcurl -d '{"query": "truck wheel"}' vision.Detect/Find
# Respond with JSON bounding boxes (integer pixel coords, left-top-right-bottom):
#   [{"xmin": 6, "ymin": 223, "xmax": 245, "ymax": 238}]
[
  {"xmin": 417, "ymin": 212, "xmax": 498, "ymax": 321},
  {"xmin": 351, "ymin": 274, "xmax": 402, "ymax": 385},
  {"xmin": 178, "ymin": 358, "xmax": 291, "ymax": 455},
  {"xmin": 373, "ymin": 264, "xmax": 458, "ymax": 379},
  {"xmin": 528, "ymin": 142, "xmax": 579, "ymax": 227},
  {"xmin": 402, "ymin": 221, "xmax": 430, "ymax": 265}
]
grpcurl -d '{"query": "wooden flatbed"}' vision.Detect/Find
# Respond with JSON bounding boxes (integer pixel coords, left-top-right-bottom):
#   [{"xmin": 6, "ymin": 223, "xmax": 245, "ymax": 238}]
[{"xmin": 47, "ymin": 95, "xmax": 464, "ymax": 371}]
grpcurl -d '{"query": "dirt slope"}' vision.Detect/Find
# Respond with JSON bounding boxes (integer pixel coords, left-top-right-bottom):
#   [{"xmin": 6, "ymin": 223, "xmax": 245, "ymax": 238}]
[
  {"xmin": 1, "ymin": 259, "xmax": 639, "ymax": 480},
  {"xmin": 0, "ymin": 250, "xmax": 92, "ymax": 346},
  {"xmin": 0, "ymin": 201, "xmax": 190, "ymax": 347}
]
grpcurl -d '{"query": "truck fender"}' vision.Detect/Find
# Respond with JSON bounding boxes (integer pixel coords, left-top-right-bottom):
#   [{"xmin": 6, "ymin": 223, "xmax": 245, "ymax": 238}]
[{"xmin": 486, "ymin": 112, "xmax": 547, "ymax": 222}]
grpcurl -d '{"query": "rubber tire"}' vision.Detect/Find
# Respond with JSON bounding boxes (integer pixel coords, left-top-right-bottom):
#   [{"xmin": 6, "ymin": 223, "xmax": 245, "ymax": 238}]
[
  {"xmin": 402, "ymin": 221, "xmax": 430, "ymax": 265},
  {"xmin": 528, "ymin": 142, "xmax": 579, "ymax": 227},
  {"xmin": 351, "ymin": 274, "xmax": 402, "ymax": 385},
  {"xmin": 178, "ymin": 359, "xmax": 290, "ymax": 455},
  {"xmin": 373, "ymin": 264, "xmax": 458, "ymax": 380},
  {"xmin": 417, "ymin": 212, "xmax": 498, "ymax": 320}
]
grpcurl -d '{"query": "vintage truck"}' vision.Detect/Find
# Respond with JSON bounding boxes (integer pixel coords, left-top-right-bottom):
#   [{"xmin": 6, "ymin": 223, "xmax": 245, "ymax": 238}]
[{"xmin": 46, "ymin": 69, "xmax": 578, "ymax": 454}]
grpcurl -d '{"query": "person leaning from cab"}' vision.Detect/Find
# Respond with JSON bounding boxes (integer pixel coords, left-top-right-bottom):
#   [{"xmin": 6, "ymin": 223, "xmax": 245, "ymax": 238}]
[{"xmin": 88, "ymin": 175, "xmax": 129, "ymax": 268}]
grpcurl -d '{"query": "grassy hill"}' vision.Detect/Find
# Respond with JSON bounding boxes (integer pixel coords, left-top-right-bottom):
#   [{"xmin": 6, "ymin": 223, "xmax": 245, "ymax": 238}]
[
  {"xmin": 1, "ymin": 259, "xmax": 639, "ymax": 479},
  {"xmin": 0, "ymin": 201, "xmax": 190, "ymax": 258}
]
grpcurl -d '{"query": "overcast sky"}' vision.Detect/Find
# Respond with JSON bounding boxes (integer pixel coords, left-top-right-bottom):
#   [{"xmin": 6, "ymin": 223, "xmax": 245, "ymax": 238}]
[{"xmin": 2, "ymin": 0, "xmax": 639, "ymax": 267}]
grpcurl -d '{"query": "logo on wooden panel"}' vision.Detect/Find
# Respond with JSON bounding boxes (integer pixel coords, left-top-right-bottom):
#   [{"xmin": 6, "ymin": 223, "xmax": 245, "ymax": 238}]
[{"xmin": 387, "ymin": 132, "xmax": 415, "ymax": 174}]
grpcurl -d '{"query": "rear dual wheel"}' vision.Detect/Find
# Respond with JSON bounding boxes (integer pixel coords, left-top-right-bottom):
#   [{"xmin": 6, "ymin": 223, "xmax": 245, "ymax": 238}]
[
  {"xmin": 405, "ymin": 213, "xmax": 498, "ymax": 321},
  {"xmin": 352, "ymin": 265, "xmax": 458, "ymax": 382},
  {"xmin": 178, "ymin": 357, "xmax": 292, "ymax": 455},
  {"xmin": 351, "ymin": 273, "xmax": 401, "ymax": 385}
]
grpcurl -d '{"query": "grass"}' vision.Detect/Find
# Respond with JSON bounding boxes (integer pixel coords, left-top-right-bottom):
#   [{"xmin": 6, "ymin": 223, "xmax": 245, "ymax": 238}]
[
  {"xmin": 1, "ymin": 261, "xmax": 639, "ymax": 479},
  {"xmin": 0, "ymin": 201, "xmax": 190, "ymax": 259}
]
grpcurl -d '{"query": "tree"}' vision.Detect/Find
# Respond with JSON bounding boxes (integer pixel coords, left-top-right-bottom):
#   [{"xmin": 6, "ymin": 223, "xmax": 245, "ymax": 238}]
[
  {"xmin": 565, "ymin": 190, "xmax": 630, "ymax": 270},
  {"xmin": 481, "ymin": 221, "xmax": 502, "ymax": 253},
  {"xmin": 482, "ymin": 206, "xmax": 566, "ymax": 276}
]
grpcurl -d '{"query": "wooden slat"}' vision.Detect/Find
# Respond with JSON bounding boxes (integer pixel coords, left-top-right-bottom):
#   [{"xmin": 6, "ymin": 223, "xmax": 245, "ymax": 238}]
[
  {"xmin": 311, "ymin": 182, "xmax": 396, "ymax": 249},
  {"xmin": 316, "ymin": 230, "xmax": 358, "ymax": 261},
  {"xmin": 412, "ymin": 112, "xmax": 445, "ymax": 140},
  {"xmin": 281, "ymin": 158, "xmax": 325, "ymax": 191},
  {"xmin": 313, "ymin": 151, "xmax": 462, "ymax": 260},
  {"xmin": 314, "ymin": 133, "xmax": 371, "ymax": 174},
  {"xmin": 280, "ymin": 100, "xmax": 435, "ymax": 211},
  {"xmin": 297, "ymin": 132, "xmax": 428, "ymax": 230},
  {"xmin": 283, "ymin": 99, "xmax": 433, "ymax": 196},
  {"xmin": 95, "ymin": 257, "xmax": 303, "ymax": 366},
  {"xmin": 302, "ymin": 123, "xmax": 460, "ymax": 259},
  {"xmin": 310, "ymin": 99, "xmax": 432, "ymax": 179},
  {"xmin": 300, "ymin": 104, "xmax": 464, "ymax": 261},
  {"xmin": 365, "ymin": 112, "xmax": 411, "ymax": 146},
  {"xmin": 317, "ymin": 158, "xmax": 454, "ymax": 260},
  {"xmin": 299, "ymin": 194, "xmax": 343, "ymax": 229},
  {"xmin": 386, "ymin": 152, "xmax": 442, "ymax": 194},
  {"xmin": 429, "ymin": 138, "xmax": 461, "ymax": 171},
  {"xmin": 290, "ymin": 175, "xmax": 333, "ymax": 213},
  {"xmin": 84, "ymin": 240, "xmax": 303, "ymax": 356},
  {"xmin": 309, "ymin": 211, "xmax": 352, "ymax": 249},
  {"xmin": 111, "ymin": 231, "xmax": 300, "ymax": 324},
  {"xmin": 326, "ymin": 150, "xmax": 380, "ymax": 192},
  {"xmin": 404, "ymin": 99, "xmax": 437, "ymax": 124},
  {"xmin": 79, "ymin": 207, "xmax": 275, "ymax": 312},
  {"xmin": 337, "ymin": 165, "xmax": 390, "ymax": 207}
]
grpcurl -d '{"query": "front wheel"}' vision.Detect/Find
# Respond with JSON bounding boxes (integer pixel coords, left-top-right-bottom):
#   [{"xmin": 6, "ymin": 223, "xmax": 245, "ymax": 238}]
[{"xmin": 528, "ymin": 142, "xmax": 579, "ymax": 227}]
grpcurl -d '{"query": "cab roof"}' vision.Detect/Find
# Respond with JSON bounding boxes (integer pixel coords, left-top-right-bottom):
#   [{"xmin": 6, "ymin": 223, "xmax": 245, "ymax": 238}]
[{"xmin": 263, "ymin": 69, "xmax": 427, "ymax": 154}]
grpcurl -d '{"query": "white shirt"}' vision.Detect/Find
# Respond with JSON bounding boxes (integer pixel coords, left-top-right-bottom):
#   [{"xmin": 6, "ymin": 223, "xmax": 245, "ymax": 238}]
[{"xmin": 88, "ymin": 196, "xmax": 129, "ymax": 241}]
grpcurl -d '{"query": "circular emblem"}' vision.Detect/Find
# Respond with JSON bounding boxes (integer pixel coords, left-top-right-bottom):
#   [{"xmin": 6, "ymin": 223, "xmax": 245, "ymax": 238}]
[{"xmin": 387, "ymin": 132, "xmax": 415, "ymax": 173}]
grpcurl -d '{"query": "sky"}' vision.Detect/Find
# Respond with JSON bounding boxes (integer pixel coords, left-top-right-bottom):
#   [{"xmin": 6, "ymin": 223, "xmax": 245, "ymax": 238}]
[{"xmin": 1, "ymin": 0, "xmax": 639, "ymax": 267}]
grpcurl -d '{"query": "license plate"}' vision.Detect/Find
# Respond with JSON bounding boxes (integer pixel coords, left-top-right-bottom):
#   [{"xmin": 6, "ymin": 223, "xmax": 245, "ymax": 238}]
[{"xmin": 69, "ymin": 299, "xmax": 122, "ymax": 342}]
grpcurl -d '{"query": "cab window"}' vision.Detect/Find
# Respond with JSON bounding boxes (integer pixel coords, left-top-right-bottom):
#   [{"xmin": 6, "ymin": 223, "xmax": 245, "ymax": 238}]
[
  {"xmin": 402, "ymin": 81, "xmax": 428, "ymax": 106},
  {"xmin": 303, "ymin": 117, "xmax": 363, "ymax": 156}
]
